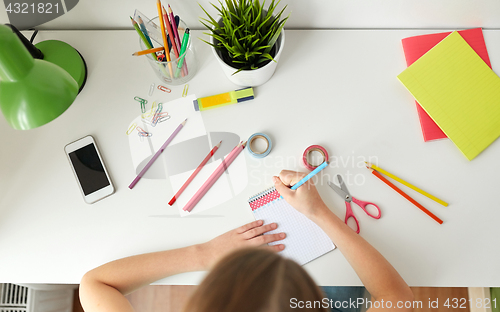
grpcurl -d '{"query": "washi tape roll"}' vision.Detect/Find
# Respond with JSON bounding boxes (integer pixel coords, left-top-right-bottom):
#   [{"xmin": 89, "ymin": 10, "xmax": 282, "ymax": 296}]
[
  {"xmin": 247, "ymin": 133, "xmax": 272, "ymax": 158},
  {"xmin": 303, "ymin": 145, "xmax": 329, "ymax": 170}
]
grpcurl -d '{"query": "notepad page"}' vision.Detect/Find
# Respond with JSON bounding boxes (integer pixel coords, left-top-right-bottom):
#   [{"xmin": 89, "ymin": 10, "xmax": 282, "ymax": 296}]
[
  {"xmin": 401, "ymin": 28, "xmax": 492, "ymax": 142},
  {"xmin": 397, "ymin": 31, "xmax": 500, "ymax": 160},
  {"xmin": 249, "ymin": 188, "xmax": 335, "ymax": 266}
]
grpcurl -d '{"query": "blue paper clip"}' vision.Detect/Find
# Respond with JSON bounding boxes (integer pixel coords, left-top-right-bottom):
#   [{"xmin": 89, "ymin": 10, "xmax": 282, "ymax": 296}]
[
  {"xmin": 136, "ymin": 127, "xmax": 152, "ymax": 138},
  {"xmin": 151, "ymin": 103, "xmax": 163, "ymax": 127}
]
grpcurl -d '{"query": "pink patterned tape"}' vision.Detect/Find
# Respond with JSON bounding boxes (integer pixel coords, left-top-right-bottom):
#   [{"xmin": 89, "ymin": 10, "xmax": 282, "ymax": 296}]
[{"xmin": 249, "ymin": 189, "xmax": 281, "ymax": 211}]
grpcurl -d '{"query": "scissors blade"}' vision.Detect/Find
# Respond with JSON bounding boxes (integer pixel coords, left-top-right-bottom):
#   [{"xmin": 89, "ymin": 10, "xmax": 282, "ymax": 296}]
[
  {"xmin": 336, "ymin": 175, "xmax": 350, "ymax": 195},
  {"xmin": 327, "ymin": 181, "xmax": 350, "ymax": 201}
]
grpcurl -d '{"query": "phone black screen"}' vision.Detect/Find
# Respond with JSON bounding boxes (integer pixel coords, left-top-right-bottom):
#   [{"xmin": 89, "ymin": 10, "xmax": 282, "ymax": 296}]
[{"xmin": 69, "ymin": 143, "xmax": 110, "ymax": 195}]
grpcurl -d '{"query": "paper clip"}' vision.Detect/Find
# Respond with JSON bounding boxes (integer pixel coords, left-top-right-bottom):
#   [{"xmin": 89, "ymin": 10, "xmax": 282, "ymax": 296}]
[
  {"xmin": 149, "ymin": 83, "xmax": 155, "ymax": 96},
  {"xmin": 140, "ymin": 118, "xmax": 153, "ymax": 126},
  {"xmin": 126, "ymin": 123, "xmax": 137, "ymax": 135},
  {"xmin": 134, "ymin": 96, "xmax": 147, "ymax": 104},
  {"xmin": 157, "ymin": 85, "xmax": 171, "ymax": 93},
  {"xmin": 157, "ymin": 114, "xmax": 171, "ymax": 123},
  {"xmin": 151, "ymin": 103, "xmax": 164, "ymax": 127},
  {"xmin": 142, "ymin": 102, "xmax": 157, "ymax": 118},
  {"xmin": 134, "ymin": 96, "xmax": 148, "ymax": 113},
  {"xmin": 182, "ymin": 84, "xmax": 189, "ymax": 97},
  {"xmin": 136, "ymin": 127, "xmax": 152, "ymax": 137}
]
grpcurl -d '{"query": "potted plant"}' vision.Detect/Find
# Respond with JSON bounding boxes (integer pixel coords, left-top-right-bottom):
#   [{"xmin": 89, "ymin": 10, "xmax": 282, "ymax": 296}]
[{"xmin": 200, "ymin": 0, "xmax": 289, "ymax": 86}]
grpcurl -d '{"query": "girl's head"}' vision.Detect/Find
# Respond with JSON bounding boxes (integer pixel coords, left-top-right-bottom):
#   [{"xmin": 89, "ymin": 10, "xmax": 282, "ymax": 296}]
[{"xmin": 184, "ymin": 247, "xmax": 328, "ymax": 312}]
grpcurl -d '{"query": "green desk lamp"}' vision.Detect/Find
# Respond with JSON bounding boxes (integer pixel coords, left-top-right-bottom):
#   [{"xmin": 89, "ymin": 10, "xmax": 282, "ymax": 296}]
[{"xmin": 0, "ymin": 24, "xmax": 87, "ymax": 130}]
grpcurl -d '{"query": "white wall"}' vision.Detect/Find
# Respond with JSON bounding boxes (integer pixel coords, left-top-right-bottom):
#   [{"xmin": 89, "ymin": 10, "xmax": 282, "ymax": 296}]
[{"xmin": 1, "ymin": 0, "xmax": 500, "ymax": 30}]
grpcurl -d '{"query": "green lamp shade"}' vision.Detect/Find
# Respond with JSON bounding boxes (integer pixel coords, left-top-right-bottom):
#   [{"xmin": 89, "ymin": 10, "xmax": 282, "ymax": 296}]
[{"xmin": 0, "ymin": 24, "xmax": 79, "ymax": 130}]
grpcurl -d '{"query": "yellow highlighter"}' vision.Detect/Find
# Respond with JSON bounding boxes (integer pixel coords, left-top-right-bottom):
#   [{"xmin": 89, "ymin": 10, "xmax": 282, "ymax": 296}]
[{"xmin": 193, "ymin": 87, "xmax": 254, "ymax": 111}]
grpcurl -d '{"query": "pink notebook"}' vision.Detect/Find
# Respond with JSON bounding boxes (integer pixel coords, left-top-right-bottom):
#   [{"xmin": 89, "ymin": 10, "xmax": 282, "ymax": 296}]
[{"xmin": 401, "ymin": 28, "xmax": 492, "ymax": 141}]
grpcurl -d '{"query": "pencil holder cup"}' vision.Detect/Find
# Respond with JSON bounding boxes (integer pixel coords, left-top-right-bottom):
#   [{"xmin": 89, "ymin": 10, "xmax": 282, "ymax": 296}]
[{"xmin": 139, "ymin": 18, "xmax": 197, "ymax": 85}]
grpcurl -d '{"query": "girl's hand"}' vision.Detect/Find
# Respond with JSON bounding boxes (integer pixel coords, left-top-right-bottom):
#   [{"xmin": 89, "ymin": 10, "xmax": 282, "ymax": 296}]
[
  {"xmin": 273, "ymin": 170, "xmax": 330, "ymax": 220},
  {"xmin": 200, "ymin": 220, "xmax": 286, "ymax": 269}
]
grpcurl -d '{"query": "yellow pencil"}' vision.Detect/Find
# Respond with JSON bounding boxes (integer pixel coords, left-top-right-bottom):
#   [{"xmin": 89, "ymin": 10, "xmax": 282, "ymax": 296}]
[
  {"xmin": 365, "ymin": 162, "xmax": 448, "ymax": 207},
  {"xmin": 156, "ymin": 0, "xmax": 174, "ymax": 77}
]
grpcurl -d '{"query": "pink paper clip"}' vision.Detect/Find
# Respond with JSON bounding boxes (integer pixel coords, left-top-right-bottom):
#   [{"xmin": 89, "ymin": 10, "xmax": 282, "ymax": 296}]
[
  {"xmin": 151, "ymin": 103, "xmax": 163, "ymax": 127},
  {"xmin": 157, "ymin": 85, "xmax": 171, "ymax": 93},
  {"xmin": 136, "ymin": 127, "xmax": 152, "ymax": 138}
]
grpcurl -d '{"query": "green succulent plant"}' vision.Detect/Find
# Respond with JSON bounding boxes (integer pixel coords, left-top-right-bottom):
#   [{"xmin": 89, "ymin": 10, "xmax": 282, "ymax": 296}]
[{"xmin": 199, "ymin": 0, "xmax": 289, "ymax": 74}]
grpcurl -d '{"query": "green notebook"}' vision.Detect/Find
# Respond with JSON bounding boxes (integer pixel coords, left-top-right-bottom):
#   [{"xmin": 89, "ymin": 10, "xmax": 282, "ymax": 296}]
[{"xmin": 398, "ymin": 31, "xmax": 500, "ymax": 160}]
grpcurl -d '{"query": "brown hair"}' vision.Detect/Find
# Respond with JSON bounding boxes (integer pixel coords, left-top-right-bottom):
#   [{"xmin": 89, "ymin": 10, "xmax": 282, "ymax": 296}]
[{"xmin": 183, "ymin": 247, "xmax": 328, "ymax": 312}]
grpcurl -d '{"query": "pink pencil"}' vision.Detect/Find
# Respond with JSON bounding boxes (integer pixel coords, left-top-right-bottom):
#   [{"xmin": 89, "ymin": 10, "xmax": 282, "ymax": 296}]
[
  {"xmin": 183, "ymin": 141, "xmax": 246, "ymax": 212},
  {"xmin": 168, "ymin": 141, "xmax": 221, "ymax": 205},
  {"xmin": 168, "ymin": 4, "xmax": 188, "ymax": 76}
]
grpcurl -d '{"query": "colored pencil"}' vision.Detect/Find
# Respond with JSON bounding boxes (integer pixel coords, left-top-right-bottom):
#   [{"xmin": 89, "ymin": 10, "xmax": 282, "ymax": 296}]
[
  {"xmin": 130, "ymin": 17, "xmax": 158, "ymax": 60},
  {"xmin": 156, "ymin": 0, "xmax": 174, "ymax": 77},
  {"xmin": 168, "ymin": 5, "xmax": 182, "ymax": 51},
  {"xmin": 183, "ymin": 141, "xmax": 246, "ymax": 212},
  {"xmin": 291, "ymin": 161, "xmax": 329, "ymax": 190},
  {"xmin": 129, "ymin": 119, "xmax": 187, "ymax": 189},
  {"xmin": 168, "ymin": 4, "xmax": 187, "ymax": 76},
  {"xmin": 168, "ymin": 141, "xmax": 222, "ymax": 205},
  {"xmin": 137, "ymin": 16, "xmax": 154, "ymax": 48},
  {"xmin": 366, "ymin": 162, "xmax": 448, "ymax": 207},
  {"xmin": 162, "ymin": 4, "xmax": 185, "ymax": 76},
  {"xmin": 369, "ymin": 169, "xmax": 443, "ymax": 224},
  {"xmin": 132, "ymin": 47, "xmax": 165, "ymax": 56},
  {"xmin": 162, "ymin": 6, "xmax": 179, "ymax": 58}
]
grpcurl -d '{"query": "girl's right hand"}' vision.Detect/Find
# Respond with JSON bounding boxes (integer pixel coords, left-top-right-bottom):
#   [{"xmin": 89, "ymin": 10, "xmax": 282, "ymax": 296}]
[{"xmin": 272, "ymin": 170, "xmax": 331, "ymax": 220}]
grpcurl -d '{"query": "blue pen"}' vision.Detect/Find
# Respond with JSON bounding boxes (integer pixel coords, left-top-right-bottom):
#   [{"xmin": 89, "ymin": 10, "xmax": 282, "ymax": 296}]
[{"xmin": 291, "ymin": 161, "xmax": 329, "ymax": 190}]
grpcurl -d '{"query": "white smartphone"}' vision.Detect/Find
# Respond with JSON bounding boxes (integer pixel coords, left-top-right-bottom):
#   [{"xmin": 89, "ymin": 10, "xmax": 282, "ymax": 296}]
[{"xmin": 64, "ymin": 135, "xmax": 114, "ymax": 204}]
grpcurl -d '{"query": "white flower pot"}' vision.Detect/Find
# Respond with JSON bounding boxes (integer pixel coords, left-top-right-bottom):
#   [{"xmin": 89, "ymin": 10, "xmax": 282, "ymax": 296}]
[{"xmin": 210, "ymin": 28, "xmax": 285, "ymax": 87}]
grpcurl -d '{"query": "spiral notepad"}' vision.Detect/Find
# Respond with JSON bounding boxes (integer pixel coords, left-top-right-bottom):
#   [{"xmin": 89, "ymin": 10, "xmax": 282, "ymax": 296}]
[{"xmin": 248, "ymin": 187, "xmax": 335, "ymax": 265}]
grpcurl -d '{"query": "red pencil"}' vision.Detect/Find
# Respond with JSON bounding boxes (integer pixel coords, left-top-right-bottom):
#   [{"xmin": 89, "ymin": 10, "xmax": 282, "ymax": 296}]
[
  {"xmin": 168, "ymin": 141, "xmax": 221, "ymax": 205},
  {"xmin": 369, "ymin": 169, "xmax": 443, "ymax": 224},
  {"xmin": 162, "ymin": 6, "xmax": 179, "ymax": 58},
  {"xmin": 183, "ymin": 141, "xmax": 246, "ymax": 212},
  {"xmin": 168, "ymin": 4, "xmax": 187, "ymax": 76}
]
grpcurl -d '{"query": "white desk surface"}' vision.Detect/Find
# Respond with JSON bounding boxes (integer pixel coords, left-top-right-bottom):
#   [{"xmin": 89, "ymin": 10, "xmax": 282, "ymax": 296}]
[{"xmin": 1, "ymin": 29, "xmax": 499, "ymax": 287}]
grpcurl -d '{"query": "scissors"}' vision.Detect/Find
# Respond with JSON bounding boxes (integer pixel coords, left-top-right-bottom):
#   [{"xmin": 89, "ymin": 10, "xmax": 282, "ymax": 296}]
[{"xmin": 327, "ymin": 174, "xmax": 381, "ymax": 234}]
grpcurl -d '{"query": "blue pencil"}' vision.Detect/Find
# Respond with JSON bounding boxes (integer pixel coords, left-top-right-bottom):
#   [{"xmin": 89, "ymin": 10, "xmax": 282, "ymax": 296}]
[
  {"xmin": 291, "ymin": 161, "xmax": 329, "ymax": 190},
  {"xmin": 137, "ymin": 16, "xmax": 154, "ymax": 48}
]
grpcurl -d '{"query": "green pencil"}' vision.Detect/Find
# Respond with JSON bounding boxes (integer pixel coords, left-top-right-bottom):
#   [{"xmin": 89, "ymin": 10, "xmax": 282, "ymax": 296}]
[{"xmin": 130, "ymin": 16, "xmax": 157, "ymax": 60}]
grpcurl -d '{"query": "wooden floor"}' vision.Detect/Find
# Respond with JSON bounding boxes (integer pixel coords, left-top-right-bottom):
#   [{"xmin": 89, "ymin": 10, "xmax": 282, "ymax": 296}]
[{"xmin": 73, "ymin": 286, "xmax": 470, "ymax": 312}]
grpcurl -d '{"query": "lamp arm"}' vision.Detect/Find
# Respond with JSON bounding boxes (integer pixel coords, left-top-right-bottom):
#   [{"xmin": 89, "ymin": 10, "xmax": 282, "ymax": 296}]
[{"xmin": 5, "ymin": 24, "xmax": 44, "ymax": 60}]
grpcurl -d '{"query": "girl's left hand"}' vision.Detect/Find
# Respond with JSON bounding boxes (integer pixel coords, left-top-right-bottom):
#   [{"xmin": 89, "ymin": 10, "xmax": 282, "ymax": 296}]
[{"xmin": 199, "ymin": 220, "xmax": 286, "ymax": 269}]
